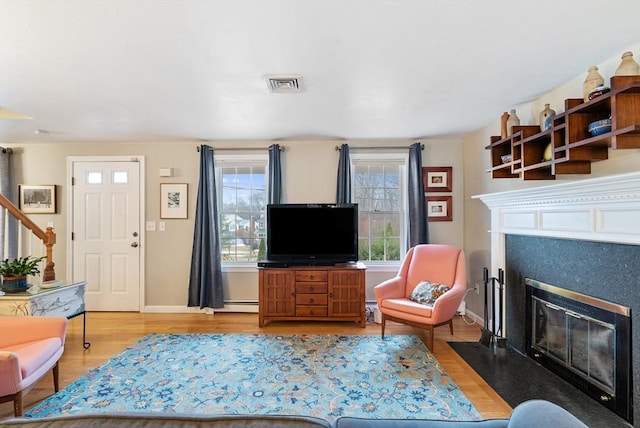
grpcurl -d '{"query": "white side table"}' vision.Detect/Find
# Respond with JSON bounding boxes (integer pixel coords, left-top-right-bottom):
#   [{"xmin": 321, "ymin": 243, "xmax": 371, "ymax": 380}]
[{"xmin": 0, "ymin": 281, "xmax": 90, "ymax": 348}]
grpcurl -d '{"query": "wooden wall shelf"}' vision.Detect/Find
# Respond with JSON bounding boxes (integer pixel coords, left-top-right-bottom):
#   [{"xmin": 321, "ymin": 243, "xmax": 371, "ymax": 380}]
[{"xmin": 487, "ymin": 75, "xmax": 640, "ymax": 180}]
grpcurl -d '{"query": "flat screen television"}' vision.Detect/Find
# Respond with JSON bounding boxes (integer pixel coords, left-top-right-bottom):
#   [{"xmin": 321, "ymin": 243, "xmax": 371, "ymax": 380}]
[{"xmin": 264, "ymin": 203, "xmax": 358, "ymax": 266}]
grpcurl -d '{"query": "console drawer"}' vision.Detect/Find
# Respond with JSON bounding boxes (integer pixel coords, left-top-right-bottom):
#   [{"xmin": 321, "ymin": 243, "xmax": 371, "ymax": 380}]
[
  {"xmin": 296, "ymin": 283, "xmax": 328, "ymax": 294},
  {"xmin": 296, "ymin": 306, "xmax": 328, "ymax": 317},
  {"xmin": 295, "ymin": 271, "xmax": 328, "ymax": 282},
  {"xmin": 296, "ymin": 294, "xmax": 328, "ymax": 306}
]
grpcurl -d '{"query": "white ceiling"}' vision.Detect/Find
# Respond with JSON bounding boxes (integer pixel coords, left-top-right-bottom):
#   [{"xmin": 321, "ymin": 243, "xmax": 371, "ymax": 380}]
[{"xmin": 1, "ymin": 0, "xmax": 639, "ymax": 145}]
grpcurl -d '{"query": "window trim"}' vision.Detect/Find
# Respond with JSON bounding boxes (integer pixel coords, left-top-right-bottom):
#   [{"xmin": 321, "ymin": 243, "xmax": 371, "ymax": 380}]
[
  {"xmin": 215, "ymin": 153, "xmax": 269, "ymax": 266},
  {"xmin": 350, "ymin": 151, "xmax": 409, "ymax": 264}
]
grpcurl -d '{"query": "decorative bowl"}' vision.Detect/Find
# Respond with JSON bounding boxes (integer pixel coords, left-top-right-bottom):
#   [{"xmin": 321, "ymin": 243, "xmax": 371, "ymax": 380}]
[
  {"xmin": 587, "ymin": 118, "xmax": 612, "ymax": 136},
  {"xmin": 588, "ymin": 85, "xmax": 610, "ymax": 100},
  {"xmin": 501, "ymin": 154, "xmax": 512, "ymax": 164}
]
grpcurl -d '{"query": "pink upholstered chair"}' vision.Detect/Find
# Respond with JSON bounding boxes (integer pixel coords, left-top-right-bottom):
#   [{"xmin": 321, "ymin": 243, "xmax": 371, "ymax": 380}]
[
  {"xmin": 0, "ymin": 316, "xmax": 68, "ymax": 416},
  {"xmin": 374, "ymin": 244, "xmax": 467, "ymax": 351}
]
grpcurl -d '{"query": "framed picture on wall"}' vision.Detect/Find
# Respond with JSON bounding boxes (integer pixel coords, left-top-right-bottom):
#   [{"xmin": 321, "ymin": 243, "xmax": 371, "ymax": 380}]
[
  {"xmin": 160, "ymin": 183, "xmax": 188, "ymax": 219},
  {"xmin": 426, "ymin": 196, "xmax": 452, "ymax": 222},
  {"xmin": 422, "ymin": 166, "xmax": 452, "ymax": 192},
  {"xmin": 19, "ymin": 184, "xmax": 57, "ymax": 214}
]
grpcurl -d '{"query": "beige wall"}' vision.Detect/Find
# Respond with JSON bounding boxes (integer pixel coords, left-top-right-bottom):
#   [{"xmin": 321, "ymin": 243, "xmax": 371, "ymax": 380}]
[
  {"xmin": 6, "ymin": 42, "xmax": 637, "ymax": 313},
  {"xmin": 462, "ymin": 41, "xmax": 640, "ymax": 319},
  {"xmin": 5, "ymin": 138, "xmax": 466, "ymax": 310}
]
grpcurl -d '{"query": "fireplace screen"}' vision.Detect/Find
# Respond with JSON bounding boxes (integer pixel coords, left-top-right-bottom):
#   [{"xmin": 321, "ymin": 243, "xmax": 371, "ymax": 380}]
[
  {"xmin": 532, "ymin": 296, "xmax": 615, "ymax": 395},
  {"xmin": 526, "ymin": 278, "xmax": 632, "ymax": 423}
]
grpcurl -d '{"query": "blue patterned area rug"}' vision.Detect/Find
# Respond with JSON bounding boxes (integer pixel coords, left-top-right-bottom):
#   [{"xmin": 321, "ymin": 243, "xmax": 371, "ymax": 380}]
[{"xmin": 26, "ymin": 334, "xmax": 481, "ymax": 424}]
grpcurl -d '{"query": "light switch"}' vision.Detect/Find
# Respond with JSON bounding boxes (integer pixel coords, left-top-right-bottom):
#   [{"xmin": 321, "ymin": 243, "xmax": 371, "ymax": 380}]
[
  {"xmin": 159, "ymin": 221, "xmax": 166, "ymax": 232},
  {"xmin": 146, "ymin": 221, "xmax": 156, "ymax": 232}
]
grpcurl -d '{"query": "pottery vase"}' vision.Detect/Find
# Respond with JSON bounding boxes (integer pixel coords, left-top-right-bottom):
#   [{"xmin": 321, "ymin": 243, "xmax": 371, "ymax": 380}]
[
  {"xmin": 506, "ymin": 109, "xmax": 520, "ymax": 136},
  {"xmin": 500, "ymin": 112, "xmax": 510, "ymax": 138},
  {"xmin": 583, "ymin": 66, "xmax": 604, "ymax": 102},
  {"xmin": 539, "ymin": 104, "xmax": 556, "ymax": 131},
  {"xmin": 0, "ymin": 276, "xmax": 28, "ymax": 293},
  {"xmin": 614, "ymin": 51, "xmax": 640, "ymax": 76}
]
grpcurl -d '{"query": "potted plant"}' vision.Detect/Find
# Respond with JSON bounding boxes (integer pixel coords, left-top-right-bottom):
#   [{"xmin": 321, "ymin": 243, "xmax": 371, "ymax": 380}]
[{"xmin": 0, "ymin": 255, "xmax": 47, "ymax": 292}]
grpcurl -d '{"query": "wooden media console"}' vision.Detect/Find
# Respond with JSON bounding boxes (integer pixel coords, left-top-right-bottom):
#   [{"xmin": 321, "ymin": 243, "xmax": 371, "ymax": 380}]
[{"xmin": 258, "ymin": 263, "xmax": 366, "ymax": 327}]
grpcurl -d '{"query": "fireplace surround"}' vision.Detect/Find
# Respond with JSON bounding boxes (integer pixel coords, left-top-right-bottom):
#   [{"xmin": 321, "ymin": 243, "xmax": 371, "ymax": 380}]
[{"xmin": 475, "ymin": 171, "xmax": 639, "ymax": 425}]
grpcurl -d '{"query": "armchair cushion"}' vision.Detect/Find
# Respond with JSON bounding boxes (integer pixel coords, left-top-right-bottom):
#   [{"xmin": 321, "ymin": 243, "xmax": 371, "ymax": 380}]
[
  {"xmin": 409, "ymin": 281, "xmax": 450, "ymax": 305},
  {"xmin": 5, "ymin": 338, "xmax": 64, "ymax": 379}
]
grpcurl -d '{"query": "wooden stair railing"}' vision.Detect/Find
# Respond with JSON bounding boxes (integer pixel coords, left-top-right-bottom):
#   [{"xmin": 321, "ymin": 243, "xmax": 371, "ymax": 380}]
[{"xmin": 0, "ymin": 193, "xmax": 56, "ymax": 281}]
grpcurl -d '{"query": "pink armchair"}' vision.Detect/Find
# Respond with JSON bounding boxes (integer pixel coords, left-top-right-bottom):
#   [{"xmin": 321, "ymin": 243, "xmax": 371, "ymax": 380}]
[
  {"xmin": 374, "ymin": 244, "xmax": 467, "ymax": 351},
  {"xmin": 0, "ymin": 316, "xmax": 68, "ymax": 416}
]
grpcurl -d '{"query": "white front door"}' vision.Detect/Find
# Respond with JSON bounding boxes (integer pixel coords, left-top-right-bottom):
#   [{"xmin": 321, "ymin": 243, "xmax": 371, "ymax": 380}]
[{"xmin": 69, "ymin": 158, "xmax": 143, "ymax": 311}]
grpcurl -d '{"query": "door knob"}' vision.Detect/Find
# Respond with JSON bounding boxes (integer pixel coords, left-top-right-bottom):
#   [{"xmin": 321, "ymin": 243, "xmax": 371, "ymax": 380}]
[{"xmin": 131, "ymin": 242, "xmax": 139, "ymax": 248}]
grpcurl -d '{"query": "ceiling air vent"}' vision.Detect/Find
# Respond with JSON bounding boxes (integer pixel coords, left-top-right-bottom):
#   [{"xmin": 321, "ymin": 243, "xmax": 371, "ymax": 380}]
[{"xmin": 264, "ymin": 74, "xmax": 303, "ymax": 93}]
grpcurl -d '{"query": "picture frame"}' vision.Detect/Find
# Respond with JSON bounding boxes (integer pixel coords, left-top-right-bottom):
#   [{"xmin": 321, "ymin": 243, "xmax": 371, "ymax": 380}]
[
  {"xmin": 426, "ymin": 196, "xmax": 452, "ymax": 222},
  {"xmin": 19, "ymin": 185, "xmax": 57, "ymax": 214},
  {"xmin": 160, "ymin": 183, "xmax": 188, "ymax": 219},
  {"xmin": 422, "ymin": 166, "xmax": 453, "ymax": 192}
]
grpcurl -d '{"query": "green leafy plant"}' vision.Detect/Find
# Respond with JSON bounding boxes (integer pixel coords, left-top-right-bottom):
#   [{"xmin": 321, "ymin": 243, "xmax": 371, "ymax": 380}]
[{"xmin": 0, "ymin": 255, "xmax": 47, "ymax": 278}]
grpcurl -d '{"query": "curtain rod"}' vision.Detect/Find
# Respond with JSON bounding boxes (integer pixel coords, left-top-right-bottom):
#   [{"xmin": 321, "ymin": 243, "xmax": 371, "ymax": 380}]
[
  {"xmin": 197, "ymin": 146, "xmax": 285, "ymax": 152},
  {"xmin": 335, "ymin": 144, "xmax": 423, "ymax": 151}
]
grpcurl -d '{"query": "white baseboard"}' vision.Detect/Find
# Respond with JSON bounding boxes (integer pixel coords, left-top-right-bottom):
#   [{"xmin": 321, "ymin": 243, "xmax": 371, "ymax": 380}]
[
  {"xmin": 462, "ymin": 309, "xmax": 483, "ymax": 325},
  {"xmin": 141, "ymin": 304, "xmax": 483, "ymax": 326},
  {"xmin": 142, "ymin": 304, "xmax": 258, "ymax": 314},
  {"xmin": 214, "ymin": 304, "xmax": 259, "ymax": 313}
]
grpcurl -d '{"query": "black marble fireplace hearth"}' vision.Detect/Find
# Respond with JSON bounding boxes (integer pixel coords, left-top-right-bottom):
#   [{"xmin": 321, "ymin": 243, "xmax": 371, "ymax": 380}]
[
  {"xmin": 449, "ymin": 341, "xmax": 630, "ymax": 427},
  {"xmin": 504, "ymin": 235, "xmax": 638, "ymax": 425}
]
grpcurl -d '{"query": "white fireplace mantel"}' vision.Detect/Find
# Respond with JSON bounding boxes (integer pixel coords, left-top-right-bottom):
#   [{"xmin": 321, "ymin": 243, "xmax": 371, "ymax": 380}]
[{"xmin": 473, "ymin": 171, "xmax": 640, "ymax": 246}]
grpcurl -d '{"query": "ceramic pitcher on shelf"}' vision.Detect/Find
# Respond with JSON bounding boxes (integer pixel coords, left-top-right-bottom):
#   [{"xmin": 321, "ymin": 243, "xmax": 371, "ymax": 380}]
[
  {"xmin": 506, "ymin": 109, "xmax": 520, "ymax": 136},
  {"xmin": 614, "ymin": 51, "xmax": 640, "ymax": 76},
  {"xmin": 583, "ymin": 66, "xmax": 604, "ymax": 101},
  {"xmin": 539, "ymin": 104, "xmax": 556, "ymax": 131}
]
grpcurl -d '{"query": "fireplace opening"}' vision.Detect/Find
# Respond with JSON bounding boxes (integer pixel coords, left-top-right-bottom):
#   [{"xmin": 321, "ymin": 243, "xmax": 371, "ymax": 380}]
[{"xmin": 525, "ymin": 278, "xmax": 633, "ymax": 424}]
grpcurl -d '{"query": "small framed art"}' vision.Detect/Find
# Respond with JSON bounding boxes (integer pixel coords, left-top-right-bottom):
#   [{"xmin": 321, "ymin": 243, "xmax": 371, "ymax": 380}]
[
  {"xmin": 422, "ymin": 166, "xmax": 453, "ymax": 192},
  {"xmin": 160, "ymin": 183, "xmax": 188, "ymax": 219},
  {"xmin": 426, "ymin": 196, "xmax": 452, "ymax": 222},
  {"xmin": 19, "ymin": 184, "xmax": 57, "ymax": 214}
]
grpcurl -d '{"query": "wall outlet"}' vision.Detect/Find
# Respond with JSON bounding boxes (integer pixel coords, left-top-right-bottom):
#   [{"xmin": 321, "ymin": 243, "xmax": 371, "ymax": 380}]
[
  {"xmin": 474, "ymin": 283, "xmax": 480, "ymax": 295},
  {"xmin": 146, "ymin": 221, "xmax": 156, "ymax": 232}
]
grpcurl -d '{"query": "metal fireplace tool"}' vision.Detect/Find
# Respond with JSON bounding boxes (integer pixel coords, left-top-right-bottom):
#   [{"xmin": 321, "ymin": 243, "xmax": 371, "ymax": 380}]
[{"xmin": 480, "ymin": 267, "xmax": 506, "ymax": 353}]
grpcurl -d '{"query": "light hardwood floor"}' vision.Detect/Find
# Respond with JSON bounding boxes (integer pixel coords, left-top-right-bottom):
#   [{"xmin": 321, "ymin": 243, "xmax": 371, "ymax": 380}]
[{"xmin": 0, "ymin": 312, "xmax": 512, "ymax": 420}]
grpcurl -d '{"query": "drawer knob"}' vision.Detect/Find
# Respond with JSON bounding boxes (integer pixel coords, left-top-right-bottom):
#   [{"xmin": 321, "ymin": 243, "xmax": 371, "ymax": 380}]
[
  {"xmin": 310, "ymin": 298, "xmax": 315, "ymax": 304},
  {"xmin": 310, "ymin": 286, "xmax": 314, "ymax": 291},
  {"xmin": 310, "ymin": 275, "xmax": 314, "ymax": 280}
]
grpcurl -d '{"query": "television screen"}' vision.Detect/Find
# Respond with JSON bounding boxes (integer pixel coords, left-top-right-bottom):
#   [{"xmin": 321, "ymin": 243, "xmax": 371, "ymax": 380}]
[{"xmin": 265, "ymin": 203, "xmax": 358, "ymax": 265}]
